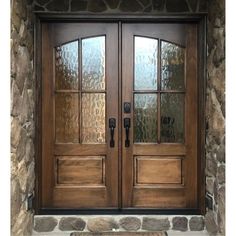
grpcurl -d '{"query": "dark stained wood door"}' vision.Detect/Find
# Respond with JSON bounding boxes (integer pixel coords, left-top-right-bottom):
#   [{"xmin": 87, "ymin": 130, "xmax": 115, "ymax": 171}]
[
  {"xmin": 41, "ymin": 23, "xmax": 119, "ymax": 208},
  {"xmin": 41, "ymin": 22, "xmax": 199, "ymax": 210},
  {"xmin": 122, "ymin": 24, "xmax": 198, "ymax": 208}
]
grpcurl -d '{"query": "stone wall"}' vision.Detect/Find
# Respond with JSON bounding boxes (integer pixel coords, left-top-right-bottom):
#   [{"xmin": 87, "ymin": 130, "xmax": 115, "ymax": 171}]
[
  {"xmin": 32, "ymin": 215, "xmax": 206, "ymax": 234},
  {"xmin": 32, "ymin": 0, "xmax": 207, "ymax": 13},
  {"xmin": 205, "ymin": 0, "xmax": 225, "ymax": 235},
  {"xmin": 11, "ymin": 0, "xmax": 35, "ymax": 235},
  {"xmin": 10, "ymin": 0, "xmax": 225, "ymax": 235}
]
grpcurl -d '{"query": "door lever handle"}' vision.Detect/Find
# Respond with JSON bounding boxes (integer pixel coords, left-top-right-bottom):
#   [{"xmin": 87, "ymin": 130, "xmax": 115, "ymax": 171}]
[
  {"xmin": 124, "ymin": 118, "xmax": 131, "ymax": 147},
  {"xmin": 109, "ymin": 118, "xmax": 116, "ymax": 147}
]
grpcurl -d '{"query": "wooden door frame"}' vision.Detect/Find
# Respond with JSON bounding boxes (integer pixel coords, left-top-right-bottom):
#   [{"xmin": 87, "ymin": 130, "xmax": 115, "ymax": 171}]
[{"xmin": 34, "ymin": 13, "xmax": 207, "ymax": 215}]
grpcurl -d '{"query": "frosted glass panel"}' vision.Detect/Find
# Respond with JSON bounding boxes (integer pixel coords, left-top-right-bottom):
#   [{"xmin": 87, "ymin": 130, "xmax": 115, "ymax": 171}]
[
  {"xmin": 161, "ymin": 94, "xmax": 184, "ymax": 143},
  {"xmin": 161, "ymin": 41, "xmax": 185, "ymax": 90},
  {"xmin": 55, "ymin": 41, "xmax": 78, "ymax": 90},
  {"xmin": 82, "ymin": 93, "xmax": 105, "ymax": 143},
  {"xmin": 55, "ymin": 93, "xmax": 79, "ymax": 143},
  {"xmin": 134, "ymin": 37, "xmax": 158, "ymax": 90},
  {"xmin": 82, "ymin": 36, "xmax": 105, "ymax": 90},
  {"xmin": 134, "ymin": 94, "xmax": 158, "ymax": 143}
]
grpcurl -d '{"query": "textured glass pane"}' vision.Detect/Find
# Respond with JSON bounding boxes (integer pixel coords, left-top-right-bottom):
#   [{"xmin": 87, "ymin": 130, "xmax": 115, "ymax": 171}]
[
  {"xmin": 82, "ymin": 93, "xmax": 105, "ymax": 143},
  {"xmin": 161, "ymin": 41, "xmax": 185, "ymax": 90},
  {"xmin": 161, "ymin": 94, "xmax": 184, "ymax": 143},
  {"xmin": 134, "ymin": 94, "xmax": 158, "ymax": 142},
  {"xmin": 55, "ymin": 41, "xmax": 78, "ymax": 90},
  {"xmin": 82, "ymin": 36, "xmax": 105, "ymax": 90},
  {"xmin": 55, "ymin": 93, "xmax": 79, "ymax": 143},
  {"xmin": 134, "ymin": 37, "xmax": 158, "ymax": 90}
]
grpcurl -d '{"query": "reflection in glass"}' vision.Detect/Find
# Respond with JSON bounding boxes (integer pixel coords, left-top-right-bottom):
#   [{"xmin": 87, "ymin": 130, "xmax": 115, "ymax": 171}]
[
  {"xmin": 55, "ymin": 93, "xmax": 79, "ymax": 143},
  {"xmin": 161, "ymin": 41, "xmax": 185, "ymax": 90},
  {"xmin": 134, "ymin": 94, "xmax": 158, "ymax": 142},
  {"xmin": 161, "ymin": 94, "xmax": 184, "ymax": 143},
  {"xmin": 82, "ymin": 93, "xmax": 106, "ymax": 143},
  {"xmin": 55, "ymin": 41, "xmax": 78, "ymax": 90},
  {"xmin": 135, "ymin": 37, "xmax": 158, "ymax": 90},
  {"xmin": 82, "ymin": 36, "xmax": 105, "ymax": 90}
]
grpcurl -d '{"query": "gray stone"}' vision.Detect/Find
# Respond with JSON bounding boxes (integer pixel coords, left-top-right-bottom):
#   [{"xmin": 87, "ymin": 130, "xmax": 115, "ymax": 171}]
[
  {"xmin": 25, "ymin": 138, "xmax": 34, "ymax": 164},
  {"xmin": 87, "ymin": 217, "xmax": 119, "ymax": 232},
  {"xmin": 87, "ymin": 0, "xmax": 107, "ymax": 12},
  {"xmin": 142, "ymin": 217, "xmax": 170, "ymax": 231},
  {"xmin": 217, "ymin": 165, "xmax": 225, "ymax": 184},
  {"xmin": 71, "ymin": 0, "xmax": 88, "ymax": 11},
  {"xmin": 15, "ymin": 46, "xmax": 31, "ymax": 94},
  {"xmin": 172, "ymin": 217, "xmax": 188, "ymax": 231},
  {"xmin": 139, "ymin": 0, "xmax": 150, "ymax": 7},
  {"xmin": 119, "ymin": 0, "xmax": 143, "ymax": 12},
  {"xmin": 205, "ymin": 211, "xmax": 218, "ymax": 235},
  {"xmin": 105, "ymin": 0, "xmax": 120, "ymax": 9},
  {"xmin": 46, "ymin": 0, "xmax": 70, "ymax": 11},
  {"xmin": 206, "ymin": 157, "xmax": 217, "ymax": 177},
  {"xmin": 27, "ymin": 161, "xmax": 35, "ymax": 193},
  {"xmin": 218, "ymin": 186, "xmax": 225, "ymax": 234},
  {"xmin": 18, "ymin": 160, "xmax": 28, "ymax": 193},
  {"xmin": 59, "ymin": 217, "xmax": 86, "ymax": 231},
  {"xmin": 16, "ymin": 127, "xmax": 27, "ymax": 162},
  {"xmin": 166, "ymin": 0, "xmax": 189, "ymax": 12},
  {"xmin": 216, "ymin": 138, "xmax": 225, "ymax": 162},
  {"xmin": 189, "ymin": 217, "xmax": 205, "ymax": 231},
  {"xmin": 11, "ymin": 80, "xmax": 22, "ymax": 117},
  {"xmin": 214, "ymin": 179, "xmax": 219, "ymax": 204},
  {"xmin": 199, "ymin": 0, "xmax": 207, "ymax": 12},
  {"xmin": 119, "ymin": 217, "xmax": 141, "ymax": 231},
  {"xmin": 11, "ymin": 178, "xmax": 22, "ymax": 227},
  {"xmin": 188, "ymin": 0, "xmax": 198, "ymax": 12},
  {"xmin": 34, "ymin": 217, "xmax": 58, "ymax": 232},
  {"xmin": 11, "ymin": 117, "xmax": 21, "ymax": 149},
  {"xmin": 12, "ymin": 210, "xmax": 34, "ymax": 236},
  {"xmin": 34, "ymin": 4, "xmax": 45, "ymax": 11},
  {"xmin": 206, "ymin": 177, "xmax": 214, "ymax": 195},
  {"xmin": 152, "ymin": 0, "xmax": 165, "ymax": 11},
  {"xmin": 36, "ymin": 0, "xmax": 50, "ymax": 5}
]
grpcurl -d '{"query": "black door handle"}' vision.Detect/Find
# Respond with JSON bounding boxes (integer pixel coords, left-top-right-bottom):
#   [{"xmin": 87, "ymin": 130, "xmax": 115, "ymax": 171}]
[
  {"xmin": 109, "ymin": 118, "xmax": 116, "ymax": 147},
  {"xmin": 124, "ymin": 118, "xmax": 131, "ymax": 147}
]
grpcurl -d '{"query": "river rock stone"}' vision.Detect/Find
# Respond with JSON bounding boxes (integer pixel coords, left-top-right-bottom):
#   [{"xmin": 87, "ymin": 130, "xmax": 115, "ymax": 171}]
[
  {"xmin": 172, "ymin": 217, "xmax": 188, "ymax": 231},
  {"xmin": 59, "ymin": 217, "xmax": 86, "ymax": 231},
  {"xmin": 142, "ymin": 217, "xmax": 170, "ymax": 231},
  {"xmin": 34, "ymin": 217, "xmax": 58, "ymax": 232},
  {"xmin": 119, "ymin": 217, "xmax": 141, "ymax": 231},
  {"xmin": 189, "ymin": 217, "xmax": 205, "ymax": 231},
  {"xmin": 71, "ymin": 0, "xmax": 88, "ymax": 11},
  {"xmin": 87, "ymin": 217, "xmax": 119, "ymax": 232}
]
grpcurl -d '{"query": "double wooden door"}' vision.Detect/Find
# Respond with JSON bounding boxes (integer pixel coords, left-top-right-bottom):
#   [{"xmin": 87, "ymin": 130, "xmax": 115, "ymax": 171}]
[{"xmin": 41, "ymin": 22, "xmax": 198, "ymax": 210}]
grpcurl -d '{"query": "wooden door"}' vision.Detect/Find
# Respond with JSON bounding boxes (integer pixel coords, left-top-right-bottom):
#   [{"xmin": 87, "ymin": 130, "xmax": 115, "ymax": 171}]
[
  {"xmin": 41, "ymin": 22, "xmax": 199, "ymax": 210},
  {"xmin": 122, "ymin": 24, "xmax": 198, "ymax": 208},
  {"xmin": 41, "ymin": 23, "xmax": 119, "ymax": 208}
]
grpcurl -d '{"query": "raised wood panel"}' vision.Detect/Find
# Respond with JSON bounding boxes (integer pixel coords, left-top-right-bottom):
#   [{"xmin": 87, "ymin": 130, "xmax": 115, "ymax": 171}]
[
  {"xmin": 133, "ymin": 144, "xmax": 186, "ymax": 156},
  {"xmin": 53, "ymin": 187, "xmax": 107, "ymax": 208},
  {"xmin": 57, "ymin": 156, "xmax": 105, "ymax": 186},
  {"xmin": 135, "ymin": 156, "xmax": 182, "ymax": 185},
  {"xmin": 54, "ymin": 144, "xmax": 106, "ymax": 156},
  {"xmin": 133, "ymin": 188, "xmax": 186, "ymax": 208}
]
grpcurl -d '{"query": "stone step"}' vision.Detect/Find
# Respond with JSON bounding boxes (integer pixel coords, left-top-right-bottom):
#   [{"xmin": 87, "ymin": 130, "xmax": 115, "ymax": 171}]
[
  {"xmin": 71, "ymin": 232, "xmax": 166, "ymax": 236},
  {"xmin": 32, "ymin": 215, "xmax": 208, "ymax": 236}
]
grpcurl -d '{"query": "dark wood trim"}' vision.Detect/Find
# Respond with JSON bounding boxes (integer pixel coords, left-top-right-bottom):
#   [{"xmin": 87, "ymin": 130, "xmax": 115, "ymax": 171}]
[
  {"xmin": 34, "ymin": 13, "xmax": 207, "ymax": 215},
  {"xmin": 34, "ymin": 16, "xmax": 42, "ymax": 214},
  {"xmin": 38, "ymin": 208, "xmax": 202, "ymax": 215},
  {"xmin": 35, "ymin": 12, "xmax": 207, "ymax": 22},
  {"xmin": 197, "ymin": 15, "xmax": 207, "ymax": 215}
]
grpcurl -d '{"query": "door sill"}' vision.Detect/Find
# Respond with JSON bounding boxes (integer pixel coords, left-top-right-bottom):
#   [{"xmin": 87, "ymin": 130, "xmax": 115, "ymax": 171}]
[{"xmin": 38, "ymin": 208, "xmax": 202, "ymax": 215}]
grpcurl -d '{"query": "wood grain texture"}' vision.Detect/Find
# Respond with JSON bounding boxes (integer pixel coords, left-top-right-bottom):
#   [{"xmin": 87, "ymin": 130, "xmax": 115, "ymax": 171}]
[
  {"xmin": 57, "ymin": 156, "xmax": 105, "ymax": 186},
  {"xmin": 41, "ymin": 23, "xmax": 119, "ymax": 208},
  {"xmin": 135, "ymin": 157, "xmax": 182, "ymax": 184}
]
